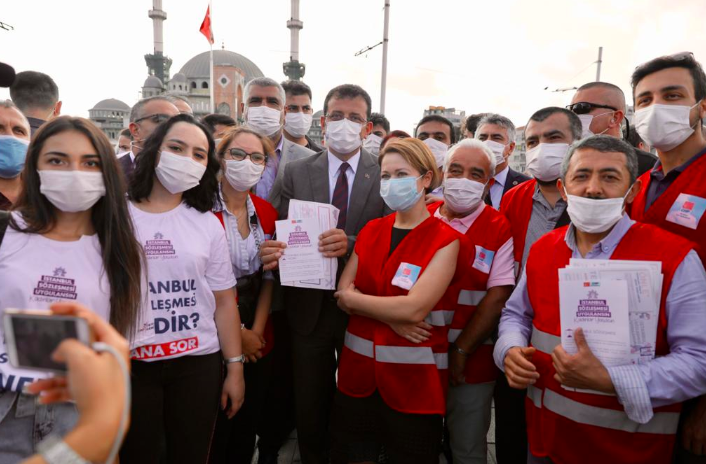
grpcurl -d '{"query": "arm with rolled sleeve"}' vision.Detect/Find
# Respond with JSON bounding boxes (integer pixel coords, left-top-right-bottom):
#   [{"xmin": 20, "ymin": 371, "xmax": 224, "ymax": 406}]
[
  {"xmin": 493, "ymin": 268, "xmax": 535, "ymax": 371},
  {"xmin": 606, "ymin": 250, "xmax": 706, "ymax": 423}
]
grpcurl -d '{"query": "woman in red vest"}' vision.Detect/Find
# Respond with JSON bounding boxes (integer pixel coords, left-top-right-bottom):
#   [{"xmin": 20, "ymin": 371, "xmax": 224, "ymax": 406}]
[
  {"xmin": 332, "ymin": 138, "xmax": 460, "ymax": 464},
  {"xmin": 209, "ymin": 127, "xmax": 279, "ymax": 464}
]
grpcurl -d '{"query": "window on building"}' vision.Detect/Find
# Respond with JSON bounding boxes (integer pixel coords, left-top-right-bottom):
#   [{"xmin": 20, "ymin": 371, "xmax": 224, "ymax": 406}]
[
  {"xmin": 191, "ymin": 82, "xmax": 197, "ymax": 89},
  {"xmin": 202, "ymin": 82, "xmax": 209, "ymax": 89},
  {"xmin": 179, "ymin": 85, "xmax": 182, "ymax": 90}
]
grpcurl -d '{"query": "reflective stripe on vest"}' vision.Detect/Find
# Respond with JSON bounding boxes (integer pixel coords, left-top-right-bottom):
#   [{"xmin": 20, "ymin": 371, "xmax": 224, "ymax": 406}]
[
  {"xmin": 534, "ymin": 387, "xmax": 679, "ymax": 435},
  {"xmin": 531, "ymin": 325, "xmax": 561, "ymax": 355},
  {"xmin": 457, "ymin": 289, "xmax": 487, "ymax": 306},
  {"xmin": 344, "ymin": 331, "xmax": 374, "ymax": 358},
  {"xmin": 425, "ymin": 310, "xmax": 454, "ymax": 327},
  {"xmin": 375, "ymin": 345, "xmax": 448, "ymax": 369}
]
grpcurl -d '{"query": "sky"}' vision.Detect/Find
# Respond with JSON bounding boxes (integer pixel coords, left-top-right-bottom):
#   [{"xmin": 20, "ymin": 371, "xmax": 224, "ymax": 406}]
[{"xmin": 1, "ymin": 0, "xmax": 705, "ymax": 134}]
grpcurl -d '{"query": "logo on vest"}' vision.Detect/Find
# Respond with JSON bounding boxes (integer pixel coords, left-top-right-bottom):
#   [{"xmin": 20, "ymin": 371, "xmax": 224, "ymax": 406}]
[
  {"xmin": 287, "ymin": 225, "xmax": 311, "ymax": 246},
  {"xmin": 666, "ymin": 193, "xmax": 706, "ymax": 230},
  {"xmin": 31, "ymin": 267, "xmax": 78, "ymax": 301},
  {"xmin": 576, "ymin": 289, "xmax": 612, "ymax": 318},
  {"xmin": 472, "ymin": 245, "xmax": 495, "ymax": 274},
  {"xmin": 391, "ymin": 262, "xmax": 422, "ymax": 291},
  {"xmin": 145, "ymin": 232, "xmax": 177, "ymax": 259}
]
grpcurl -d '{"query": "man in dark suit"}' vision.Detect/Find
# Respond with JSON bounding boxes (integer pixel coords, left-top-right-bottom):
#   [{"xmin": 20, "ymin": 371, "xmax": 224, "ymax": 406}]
[
  {"xmin": 475, "ymin": 114, "xmax": 531, "ymax": 209},
  {"xmin": 117, "ymin": 96, "xmax": 179, "ymax": 182},
  {"xmin": 260, "ymin": 84, "xmax": 388, "ymax": 464},
  {"xmin": 569, "ymin": 82, "xmax": 657, "ymax": 175}
]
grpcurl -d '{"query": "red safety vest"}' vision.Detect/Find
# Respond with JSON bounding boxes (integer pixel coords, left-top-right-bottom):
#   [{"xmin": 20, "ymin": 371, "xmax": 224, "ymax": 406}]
[
  {"xmin": 500, "ymin": 179, "xmax": 536, "ymax": 276},
  {"xmin": 214, "ymin": 193, "xmax": 277, "ymax": 357},
  {"xmin": 338, "ymin": 213, "xmax": 460, "ymax": 415},
  {"xmin": 628, "ymin": 152, "xmax": 706, "ymax": 265},
  {"xmin": 524, "ymin": 222, "xmax": 692, "ymax": 464},
  {"xmin": 428, "ymin": 202, "xmax": 512, "ymax": 384}
]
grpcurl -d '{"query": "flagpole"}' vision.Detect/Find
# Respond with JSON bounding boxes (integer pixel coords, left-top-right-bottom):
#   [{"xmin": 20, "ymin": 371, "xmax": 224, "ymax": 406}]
[{"xmin": 209, "ymin": 1, "xmax": 214, "ymax": 113}]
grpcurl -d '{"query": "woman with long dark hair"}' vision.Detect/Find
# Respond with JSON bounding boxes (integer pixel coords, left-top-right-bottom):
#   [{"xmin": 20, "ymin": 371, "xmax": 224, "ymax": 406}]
[
  {"xmin": 121, "ymin": 113, "xmax": 245, "ymax": 464},
  {"xmin": 0, "ymin": 116, "xmax": 146, "ymax": 463}
]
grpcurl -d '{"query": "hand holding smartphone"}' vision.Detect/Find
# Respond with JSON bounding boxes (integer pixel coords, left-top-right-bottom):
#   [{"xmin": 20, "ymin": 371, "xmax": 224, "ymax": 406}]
[{"xmin": 3, "ymin": 309, "xmax": 94, "ymax": 373}]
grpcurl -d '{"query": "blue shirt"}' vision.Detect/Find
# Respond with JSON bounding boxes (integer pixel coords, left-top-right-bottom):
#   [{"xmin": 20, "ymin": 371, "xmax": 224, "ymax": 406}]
[
  {"xmin": 494, "ymin": 214, "xmax": 706, "ymax": 423},
  {"xmin": 255, "ymin": 135, "xmax": 284, "ymax": 200}
]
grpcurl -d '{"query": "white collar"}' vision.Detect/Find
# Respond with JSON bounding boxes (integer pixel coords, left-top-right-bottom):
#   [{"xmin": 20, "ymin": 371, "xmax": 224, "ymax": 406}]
[{"xmin": 327, "ymin": 150, "xmax": 361, "ymax": 177}]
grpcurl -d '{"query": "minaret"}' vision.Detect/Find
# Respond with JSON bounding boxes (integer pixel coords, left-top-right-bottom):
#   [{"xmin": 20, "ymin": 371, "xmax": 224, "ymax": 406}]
[
  {"xmin": 283, "ymin": 0, "xmax": 305, "ymax": 81},
  {"xmin": 144, "ymin": 0, "xmax": 172, "ymax": 86}
]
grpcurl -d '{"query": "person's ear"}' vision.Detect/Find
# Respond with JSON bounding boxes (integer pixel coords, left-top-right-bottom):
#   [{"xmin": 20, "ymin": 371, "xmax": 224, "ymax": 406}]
[
  {"xmin": 557, "ymin": 178, "xmax": 568, "ymax": 201},
  {"xmin": 611, "ymin": 110, "xmax": 624, "ymax": 128},
  {"xmin": 625, "ymin": 178, "xmax": 642, "ymax": 205},
  {"xmin": 361, "ymin": 121, "xmax": 372, "ymax": 139},
  {"xmin": 129, "ymin": 122, "xmax": 140, "ymax": 139},
  {"xmin": 54, "ymin": 101, "xmax": 62, "ymax": 117}
]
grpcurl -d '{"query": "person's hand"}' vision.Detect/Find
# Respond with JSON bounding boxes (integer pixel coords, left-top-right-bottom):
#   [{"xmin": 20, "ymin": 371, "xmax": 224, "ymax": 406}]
[
  {"xmin": 260, "ymin": 240, "xmax": 286, "ymax": 271},
  {"xmin": 449, "ymin": 349, "xmax": 468, "ymax": 387},
  {"xmin": 681, "ymin": 395, "xmax": 706, "ymax": 455},
  {"xmin": 241, "ymin": 328, "xmax": 265, "ymax": 363},
  {"xmin": 222, "ymin": 364, "xmax": 245, "ymax": 419},
  {"xmin": 504, "ymin": 346, "xmax": 539, "ymax": 389},
  {"xmin": 319, "ymin": 228, "xmax": 348, "ymax": 258},
  {"xmin": 25, "ymin": 302, "xmax": 130, "ymax": 463},
  {"xmin": 334, "ymin": 282, "xmax": 360, "ymax": 314},
  {"xmin": 388, "ymin": 321, "xmax": 432, "ymax": 344},
  {"xmin": 552, "ymin": 328, "xmax": 614, "ymax": 394},
  {"xmin": 425, "ymin": 194, "xmax": 444, "ymax": 205}
]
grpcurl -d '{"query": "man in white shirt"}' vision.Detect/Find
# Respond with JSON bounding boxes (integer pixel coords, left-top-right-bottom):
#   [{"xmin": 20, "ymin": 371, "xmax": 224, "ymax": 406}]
[{"xmin": 475, "ymin": 114, "xmax": 531, "ymax": 209}]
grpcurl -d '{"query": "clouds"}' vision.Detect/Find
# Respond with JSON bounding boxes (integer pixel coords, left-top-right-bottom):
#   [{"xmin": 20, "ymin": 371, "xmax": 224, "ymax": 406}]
[{"xmin": 0, "ymin": 0, "xmax": 704, "ymax": 136}]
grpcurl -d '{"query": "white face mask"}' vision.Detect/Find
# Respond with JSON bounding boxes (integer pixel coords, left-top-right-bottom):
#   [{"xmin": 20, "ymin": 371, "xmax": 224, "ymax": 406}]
[
  {"xmin": 443, "ymin": 177, "xmax": 486, "ymax": 214},
  {"xmin": 224, "ymin": 159, "xmax": 265, "ymax": 192},
  {"xmin": 284, "ymin": 112, "xmax": 313, "ymax": 138},
  {"xmin": 423, "ymin": 138, "xmax": 448, "ymax": 168},
  {"xmin": 577, "ymin": 113, "xmax": 612, "ymax": 139},
  {"xmin": 325, "ymin": 119, "xmax": 363, "ymax": 154},
  {"xmin": 155, "ymin": 151, "xmax": 207, "ymax": 194},
  {"xmin": 565, "ymin": 187, "xmax": 630, "ymax": 234},
  {"xmin": 634, "ymin": 102, "xmax": 702, "ymax": 152},
  {"xmin": 362, "ymin": 133, "xmax": 383, "ymax": 155},
  {"xmin": 526, "ymin": 143, "xmax": 569, "ymax": 182},
  {"xmin": 246, "ymin": 106, "xmax": 282, "ymax": 137},
  {"xmin": 39, "ymin": 171, "xmax": 106, "ymax": 213},
  {"xmin": 484, "ymin": 140, "xmax": 507, "ymax": 165}
]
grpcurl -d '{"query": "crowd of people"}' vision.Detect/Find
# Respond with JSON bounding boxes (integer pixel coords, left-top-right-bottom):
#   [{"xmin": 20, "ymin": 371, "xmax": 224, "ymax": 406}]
[{"xmin": 0, "ymin": 50, "xmax": 705, "ymax": 464}]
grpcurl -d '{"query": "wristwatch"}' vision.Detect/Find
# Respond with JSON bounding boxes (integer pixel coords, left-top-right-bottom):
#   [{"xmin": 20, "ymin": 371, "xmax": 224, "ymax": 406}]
[
  {"xmin": 37, "ymin": 434, "xmax": 88, "ymax": 464},
  {"xmin": 225, "ymin": 354, "xmax": 245, "ymax": 364}
]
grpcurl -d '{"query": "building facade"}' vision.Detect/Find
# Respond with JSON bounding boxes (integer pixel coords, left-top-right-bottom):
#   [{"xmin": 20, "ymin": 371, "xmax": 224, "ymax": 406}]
[
  {"xmin": 510, "ymin": 125, "xmax": 527, "ymax": 173},
  {"xmin": 422, "ymin": 106, "xmax": 466, "ymax": 140},
  {"xmin": 88, "ymin": 99, "xmax": 130, "ymax": 142}
]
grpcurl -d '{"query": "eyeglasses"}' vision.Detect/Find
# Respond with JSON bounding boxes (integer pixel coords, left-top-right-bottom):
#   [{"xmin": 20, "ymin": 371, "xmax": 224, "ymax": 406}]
[
  {"xmin": 224, "ymin": 148, "xmax": 267, "ymax": 165},
  {"xmin": 134, "ymin": 113, "xmax": 172, "ymax": 124},
  {"xmin": 566, "ymin": 102, "xmax": 618, "ymax": 115},
  {"xmin": 325, "ymin": 113, "xmax": 367, "ymax": 125}
]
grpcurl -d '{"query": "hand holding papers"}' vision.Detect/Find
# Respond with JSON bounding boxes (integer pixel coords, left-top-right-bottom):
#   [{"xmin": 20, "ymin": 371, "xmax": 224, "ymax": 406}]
[
  {"xmin": 559, "ymin": 259, "xmax": 663, "ymax": 367},
  {"xmin": 279, "ymin": 200, "xmax": 340, "ymax": 290},
  {"xmin": 275, "ymin": 218, "xmax": 325, "ymax": 283}
]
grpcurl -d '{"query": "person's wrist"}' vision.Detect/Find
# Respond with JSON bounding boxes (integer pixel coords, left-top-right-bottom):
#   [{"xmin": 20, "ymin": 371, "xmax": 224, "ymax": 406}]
[
  {"xmin": 63, "ymin": 420, "xmax": 117, "ymax": 463},
  {"xmin": 226, "ymin": 361, "xmax": 244, "ymax": 373}
]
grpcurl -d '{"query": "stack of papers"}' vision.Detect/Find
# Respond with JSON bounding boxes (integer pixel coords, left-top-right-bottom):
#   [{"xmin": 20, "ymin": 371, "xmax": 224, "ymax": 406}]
[
  {"xmin": 559, "ymin": 259, "xmax": 663, "ymax": 367},
  {"xmin": 277, "ymin": 200, "xmax": 339, "ymax": 291}
]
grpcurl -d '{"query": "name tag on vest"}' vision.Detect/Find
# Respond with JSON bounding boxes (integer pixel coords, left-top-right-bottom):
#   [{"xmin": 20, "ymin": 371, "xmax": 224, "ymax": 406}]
[
  {"xmin": 666, "ymin": 193, "xmax": 706, "ymax": 230},
  {"xmin": 391, "ymin": 262, "xmax": 422, "ymax": 290},
  {"xmin": 472, "ymin": 245, "xmax": 495, "ymax": 274}
]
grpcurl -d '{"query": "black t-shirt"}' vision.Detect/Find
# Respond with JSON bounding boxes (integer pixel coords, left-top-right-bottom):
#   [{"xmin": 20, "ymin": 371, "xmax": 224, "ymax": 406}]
[{"xmin": 389, "ymin": 227, "xmax": 412, "ymax": 256}]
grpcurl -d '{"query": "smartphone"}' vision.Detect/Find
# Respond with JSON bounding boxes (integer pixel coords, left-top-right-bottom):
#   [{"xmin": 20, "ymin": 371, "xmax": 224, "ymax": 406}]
[{"xmin": 3, "ymin": 309, "xmax": 93, "ymax": 373}]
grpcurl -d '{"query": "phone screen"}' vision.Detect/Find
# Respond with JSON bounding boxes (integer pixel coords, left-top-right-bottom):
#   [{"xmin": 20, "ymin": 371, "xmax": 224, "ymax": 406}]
[{"xmin": 11, "ymin": 316, "xmax": 79, "ymax": 370}]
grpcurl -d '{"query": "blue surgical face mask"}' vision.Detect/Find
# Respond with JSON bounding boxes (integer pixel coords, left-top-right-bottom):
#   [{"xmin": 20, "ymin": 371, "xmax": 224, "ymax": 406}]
[
  {"xmin": 0, "ymin": 135, "xmax": 29, "ymax": 179},
  {"xmin": 380, "ymin": 174, "xmax": 424, "ymax": 212}
]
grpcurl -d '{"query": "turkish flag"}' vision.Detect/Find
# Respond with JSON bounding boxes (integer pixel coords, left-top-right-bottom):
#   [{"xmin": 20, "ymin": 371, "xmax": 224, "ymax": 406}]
[{"xmin": 200, "ymin": 6, "xmax": 214, "ymax": 44}]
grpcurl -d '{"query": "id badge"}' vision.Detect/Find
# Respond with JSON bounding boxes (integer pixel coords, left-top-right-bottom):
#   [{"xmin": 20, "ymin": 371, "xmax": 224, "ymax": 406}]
[
  {"xmin": 472, "ymin": 245, "xmax": 495, "ymax": 274},
  {"xmin": 666, "ymin": 193, "xmax": 706, "ymax": 230},
  {"xmin": 391, "ymin": 262, "xmax": 422, "ymax": 290}
]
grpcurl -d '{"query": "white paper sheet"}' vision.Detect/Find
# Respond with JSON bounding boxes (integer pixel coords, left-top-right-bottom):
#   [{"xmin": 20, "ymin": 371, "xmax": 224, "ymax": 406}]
[{"xmin": 275, "ymin": 218, "xmax": 325, "ymax": 283}]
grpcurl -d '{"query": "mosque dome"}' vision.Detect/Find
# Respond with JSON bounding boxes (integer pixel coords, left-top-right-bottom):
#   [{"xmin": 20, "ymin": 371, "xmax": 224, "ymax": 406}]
[
  {"xmin": 178, "ymin": 50, "xmax": 264, "ymax": 82},
  {"xmin": 171, "ymin": 72, "xmax": 187, "ymax": 82},
  {"xmin": 143, "ymin": 75, "xmax": 163, "ymax": 88},
  {"xmin": 91, "ymin": 98, "xmax": 130, "ymax": 111}
]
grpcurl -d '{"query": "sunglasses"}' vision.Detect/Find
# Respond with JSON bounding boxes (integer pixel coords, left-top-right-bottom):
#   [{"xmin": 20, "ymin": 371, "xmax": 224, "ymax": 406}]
[
  {"xmin": 224, "ymin": 148, "xmax": 267, "ymax": 165},
  {"xmin": 566, "ymin": 102, "xmax": 618, "ymax": 115},
  {"xmin": 134, "ymin": 113, "xmax": 172, "ymax": 124}
]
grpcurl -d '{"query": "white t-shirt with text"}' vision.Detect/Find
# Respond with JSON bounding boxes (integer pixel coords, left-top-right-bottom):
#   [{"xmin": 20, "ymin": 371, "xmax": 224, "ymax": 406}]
[{"xmin": 129, "ymin": 202, "xmax": 236, "ymax": 362}]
